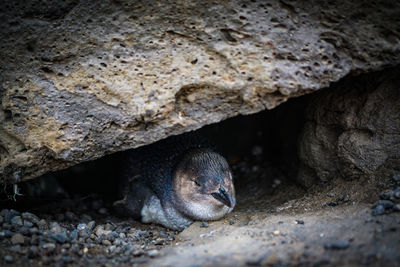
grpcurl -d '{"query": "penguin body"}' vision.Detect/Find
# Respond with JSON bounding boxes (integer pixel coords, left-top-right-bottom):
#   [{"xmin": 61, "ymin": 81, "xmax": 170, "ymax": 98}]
[{"xmin": 114, "ymin": 133, "xmax": 235, "ymax": 231}]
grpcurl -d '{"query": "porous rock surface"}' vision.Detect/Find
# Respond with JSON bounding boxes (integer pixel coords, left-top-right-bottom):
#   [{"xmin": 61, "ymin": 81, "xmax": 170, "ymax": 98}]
[
  {"xmin": 1, "ymin": 0, "xmax": 400, "ymax": 182},
  {"xmin": 298, "ymin": 68, "xmax": 400, "ymax": 187}
]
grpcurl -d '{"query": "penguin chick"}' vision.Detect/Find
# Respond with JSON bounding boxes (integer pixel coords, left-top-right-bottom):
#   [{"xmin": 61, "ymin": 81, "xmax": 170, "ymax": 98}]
[{"xmin": 114, "ymin": 133, "xmax": 235, "ymax": 231}]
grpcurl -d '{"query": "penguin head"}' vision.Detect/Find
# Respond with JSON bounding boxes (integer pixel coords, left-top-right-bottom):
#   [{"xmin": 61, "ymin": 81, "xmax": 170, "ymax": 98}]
[{"xmin": 172, "ymin": 148, "xmax": 236, "ymax": 221}]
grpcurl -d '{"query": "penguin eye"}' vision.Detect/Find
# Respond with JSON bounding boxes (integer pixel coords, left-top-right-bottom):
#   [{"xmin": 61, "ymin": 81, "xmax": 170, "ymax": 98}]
[{"xmin": 194, "ymin": 180, "xmax": 201, "ymax": 187}]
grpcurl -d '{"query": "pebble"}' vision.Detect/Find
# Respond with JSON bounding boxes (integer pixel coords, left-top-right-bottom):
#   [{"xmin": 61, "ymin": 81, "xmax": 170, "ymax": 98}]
[
  {"xmin": 11, "ymin": 233, "xmax": 24, "ymax": 244},
  {"xmin": 3, "ymin": 255, "xmax": 14, "ymax": 263},
  {"xmin": 372, "ymin": 205, "xmax": 386, "ymax": 216},
  {"xmin": 295, "ymin": 220, "xmax": 305, "ymax": 225},
  {"xmin": 200, "ymin": 221, "xmax": 209, "ymax": 228},
  {"xmin": 22, "ymin": 212, "xmax": 39, "ymax": 225},
  {"xmin": 42, "ymin": 243, "xmax": 56, "ymax": 251},
  {"xmin": 38, "ymin": 219, "xmax": 48, "ymax": 230},
  {"xmin": 324, "ymin": 240, "xmax": 350, "ymax": 250},
  {"xmin": 0, "ymin": 215, "xmax": 3, "ymax": 224},
  {"xmin": 393, "ymin": 204, "xmax": 400, "ymax": 212},
  {"xmin": 69, "ymin": 229, "xmax": 78, "ymax": 241},
  {"xmin": 102, "ymin": 240, "xmax": 112, "ymax": 246},
  {"xmin": 10, "ymin": 216, "xmax": 23, "ymax": 227},
  {"xmin": 229, "ymin": 220, "xmax": 235, "ymax": 225},
  {"xmin": 52, "ymin": 233, "xmax": 69, "ymax": 244},
  {"xmin": 23, "ymin": 220, "xmax": 34, "ymax": 228},
  {"xmin": 87, "ymin": 221, "xmax": 96, "ymax": 230},
  {"xmin": 373, "ymin": 200, "xmax": 394, "ymax": 209},
  {"xmin": 393, "ymin": 173, "xmax": 400, "ymax": 183},
  {"xmin": 327, "ymin": 192, "xmax": 335, "ymax": 197},
  {"xmin": 147, "ymin": 249, "xmax": 159, "ymax": 258},
  {"xmin": 327, "ymin": 201, "xmax": 338, "ymax": 207}
]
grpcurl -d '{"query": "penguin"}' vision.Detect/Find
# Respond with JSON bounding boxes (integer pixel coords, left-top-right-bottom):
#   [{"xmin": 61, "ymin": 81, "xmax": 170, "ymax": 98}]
[{"xmin": 114, "ymin": 132, "xmax": 235, "ymax": 231}]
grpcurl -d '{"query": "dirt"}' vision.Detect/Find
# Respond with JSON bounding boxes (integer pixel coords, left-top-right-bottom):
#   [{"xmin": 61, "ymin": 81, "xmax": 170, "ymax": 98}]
[{"xmin": 0, "ymin": 154, "xmax": 399, "ymax": 266}]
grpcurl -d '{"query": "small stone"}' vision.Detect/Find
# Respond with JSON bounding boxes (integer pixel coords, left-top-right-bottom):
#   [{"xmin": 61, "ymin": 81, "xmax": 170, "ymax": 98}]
[
  {"xmin": 200, "ymin": 221, "xmax": 209, "ymax": 228},
  {"xmin": 21, "ymin": 212, "xmax": 39, "ymax": 225},
  {"xmin": 102, "ymin": 239, "xmax": 112, "ymax": 246},
  {"xmin": 0, "ymin": 215, "xmax": 4, "ymax": 224},
  {"xmin": 372, "ymin": 205, "xmax": 386, "ymax": 216},
  {"xmin": 324, "ymin": 240, "xmax": 350, "ymax": 250},
  {"xmin": 3, "ymin": 255, "xmax": 14, "ymax": 263},
  {"xmin": 4, "ymin": 210, "xmax": 20, "ymax": 223},
  {"xmin": 50, "ymin": 222, "xmax": 62, "ymax": 233},
  {"xmin": 87, "ymin": 221, "xmax": 96, "ymax": 230},
  {"xmin": 77, "ymin": 223, "xmax": 87, "ymax": 231},
  {"xmin": 380, "ymin": 192, "xmax": 392, "ymax": 200},
  {"xmin": 327, "ymin": 201, "xmax": 338, "ymax": 207},
  {"xmin": 69, "ymin": 229, "xmax": 78, "ymax": 241},
  {"xmin": 393, "ymin": 204, "xmax": 400, "ymax": 212},
  {"xmin": 373, "ymin": 200, "xmax": 394, "ymax": 209},
  {"xmin": 52, "ymin": 233, "xmax": 69, "ymax": 243},
  {"xmin": 394, "ymin": 188, "xmax": 400, "ymax": 199},
  {"xmin": 273, "ymin": 230, "xmax": 280, "ymax": 236},
  {"xmin": 295, "ymin": 220, "xmax": 305, "ymax": 225},
  {"xmin": 229, "ymin": 220, "xmax": 235, "ymax": 225},
  {"xmin": 393, "ymin": 173, "xmax": 400, "ymax": 183},
  {"xmin": 327, "ymin": 192, "xmax": 335, "ymax": 197},
  {"xmin": 336, "ymin": 195, "xmax": 345, "ymax": 202},
  {"xmin": 42, "ymin": 243, "xmax": 56, "ymax": 251},
  {"xmin": 38, "ymin": 219, "xmax": 48, "ymax": 230},
  {"xmin": 10, "ymin": 216, "xmax": 23, "ymax": 227},
  {"xmin": 147, "ymin": 249, "xmax": 159, "ymax": 258},
  {"xmin": 11, "ymin": 233, "xmax": 24, "ymax": 244},
  {"xmin": 23, "ymin": 220, "xmax": 34, "ymax": 228},
  {"xmin": 104, "ymin": 223, "xmax": 114, "ymax": 231}
]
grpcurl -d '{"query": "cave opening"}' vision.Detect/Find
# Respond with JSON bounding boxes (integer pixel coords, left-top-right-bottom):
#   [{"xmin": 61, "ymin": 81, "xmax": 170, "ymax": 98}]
[
  {"xmin": 0, "ymin": 90, "xmax": 311, "ymax": 217},
  {"xmin": 0, "ymin": 68, "xmax": 399, "ymax": 266}
]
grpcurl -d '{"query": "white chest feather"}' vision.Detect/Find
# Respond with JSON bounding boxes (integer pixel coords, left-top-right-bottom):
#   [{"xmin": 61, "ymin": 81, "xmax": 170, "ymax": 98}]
[{"xmin": 141, "ymin": 195, "xmax": 193, "ymax": 231}]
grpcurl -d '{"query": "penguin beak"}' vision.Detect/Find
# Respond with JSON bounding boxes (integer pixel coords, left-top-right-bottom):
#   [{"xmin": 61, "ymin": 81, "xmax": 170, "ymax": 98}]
[{"xmin": 211, "ymin": 187, "xmax": 234, "ymax": 208}]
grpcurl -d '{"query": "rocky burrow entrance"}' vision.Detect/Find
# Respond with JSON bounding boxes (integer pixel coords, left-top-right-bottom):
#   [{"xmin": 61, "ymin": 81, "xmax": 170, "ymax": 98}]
[{"xmin": 0, "ymin": 67, "xmax": 399, "ymax": 266}]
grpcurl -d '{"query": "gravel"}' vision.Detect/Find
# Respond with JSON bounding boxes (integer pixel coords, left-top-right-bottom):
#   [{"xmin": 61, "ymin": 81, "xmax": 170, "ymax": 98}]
[
  {"xmin": 0, "ymin": 197, "xmax": 177, "ymax": 266},
  {"xmin": 324, "ymin": 240, "xmax": 350, "ymax": 250}
]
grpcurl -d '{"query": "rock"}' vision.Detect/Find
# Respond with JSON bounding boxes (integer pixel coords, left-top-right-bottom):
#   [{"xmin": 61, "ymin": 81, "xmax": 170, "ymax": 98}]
[
  {"xmin": 94, "ymin": 226, "xmax": 112, "ymax": 238},
  {"xmin": 102, "ymin": 240, "xmax": 112, "ymax": 246},
  {"xmin": 50, "ymin": 222, "xmax": 62, "ymax": 233},
  {"xmin": 23, "ymin": 220, "xmax": 34, "ymax": 228},
  {"xmin": 393, "ymin": 204, "xmax": 400, "ymax": 212},
  {"xmin": 69, "ymin": 230, "xmax": 78, "ymax": 241},
  {"xmin": 42, "ymin": 243, "xmax": 56, "ymax": 251},
  {"xmin": 38, "ymin": 220, "xmax": 48, "ymax": 230},
  {"xmin": 1, "ymin": 0, "xmax": 400, "ymax": 183},
  {"xmin": 295, "ymin": 220, "xmax": 305, "ymax": 225},
  {"xmin": 10, "ymin": 216, "xmax": 23, "ymax": 227},
  {"xmin": 3, "ymin": 255, "xmax": 14, "ymax": 263},
  {"xmin": 52, "ymin": 233, "xmax": 69, "ymax": 244},
  {"xmin": 11, "ymin": 233, "xmax": 24, "ymax": 244},
  {"xmin": 77, "ymin": 224, "xmax": 87, "ymax": 231},
  {"xmin": 373, "ymin": 200, "xmax": 394, "ymax": 209},
  {"xmin": 372, "ymin": 205, "xmax": 386, "ymax": 216},
  {"xmin": 87, "ymin": 221, "xmax": 96, "ymax": 231},
  {"xmin": 148, "ymin": 250, "xmax": 159, "ymax": 258},
  {"xmin": 298, "ymin": 69, "xmax": 400, "ymax": 187},
  {"xmin": 324, "ymin": 240, "xmax": 350, "ymax": 250},
  {"xmin": 200, "ymin": 222, "xmax": 209, "ymax": 228}
]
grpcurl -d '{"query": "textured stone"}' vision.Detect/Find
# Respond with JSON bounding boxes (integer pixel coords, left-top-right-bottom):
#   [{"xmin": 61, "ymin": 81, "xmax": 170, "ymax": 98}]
[
  {"xmin": 298, "ymin": 68, "xmax": 400, "ymax": 187},
  {"xmin": 1, "ymin": 0, "xmax": 400, "ymax": 182}
]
